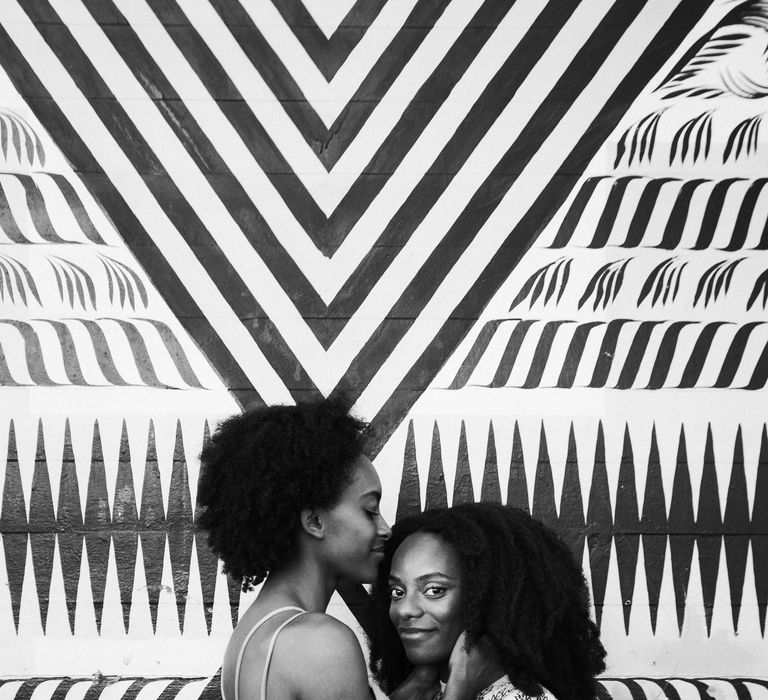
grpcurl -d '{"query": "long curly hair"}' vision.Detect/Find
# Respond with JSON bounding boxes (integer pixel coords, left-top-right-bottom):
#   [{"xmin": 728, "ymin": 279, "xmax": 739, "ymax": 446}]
[
  {"xmin": 196, "ymin": 397, "xmax": 367, "ymax": 591},
  {"xmin": 368, "ymin": 503, "xmax": 606, "ymax": 700}
]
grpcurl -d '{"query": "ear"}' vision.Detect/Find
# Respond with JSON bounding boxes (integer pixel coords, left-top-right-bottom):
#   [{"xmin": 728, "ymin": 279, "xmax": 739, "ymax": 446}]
[{"xmin": 300, "ymin": 508, "xmax": 325, "ymax": 540}]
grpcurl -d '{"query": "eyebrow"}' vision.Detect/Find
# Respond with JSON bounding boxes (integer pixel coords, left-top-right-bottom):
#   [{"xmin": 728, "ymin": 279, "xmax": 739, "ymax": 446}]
[
  {"xmin": 360, "ymin": 490, "xmax": 382, "ymax": 500},
  {"xmin": 388, "ymin": 572, "xmax": 457, "ymax": 584}
]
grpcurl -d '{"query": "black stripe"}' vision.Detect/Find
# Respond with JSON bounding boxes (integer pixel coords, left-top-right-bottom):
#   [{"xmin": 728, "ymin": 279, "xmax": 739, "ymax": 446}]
[
  {"xmin": 445, "ymin": 319, "xmax": 505, "ymax": 389},
  {"xmin": 589, "ymin": 175, "xmax": 641, "ymax": 248},
  {"xmin": 0, "ymin": 17, "xmax": 261, "ymax": 404},
  {"xmin": 656, "ymin": 179, "xmax": 708, "ymax": 249},
  {"xmin": 82, "ymin": 0, "xmax": 326, "ymax": 313},
  {"xmin": 0, "ymin": 180, "xmax": 30, "ymax": 242},
  {"xmin": 646, "ymin": 321, "xmax": 693, "ymax": 389},
  {"xmin": 19, "ymin": 1, "xmax": 316, "ymax": 397},
  {"xmin": 488, "ymin": 320, "xmax": 536, "ymax": 387},
  {"xmin": 622, "ymin": 177, "xmax": 678, "ymax": 247},
  {"xmin": 714, "ymin": 322, "xmax": 763, "ymax": 388},
  {"xmin": 342, "ymin": 0, "xmax": 640, "ymax": 395},
  {"xmin": 325, "ymin": 0, "xmax": 581, "ymax": 317},
  {"xmin": 549, "ymin": 176, "xmax": 609, "ymax": 248},
  {"xmin": 209, "ymin": 0, "xmax": 455, "ymax": 168},
  {"xmin": 677, "ymin": 322, "xmax": 728, "ymax": 387},
  {"xmin": 47, "ymin": 174, "xmax": 106, "ymax": 244},
  {"xmin": 521, "ymin": 321, "xmax": 572, "ymax": 388},
  {"xmin": 723, "ymin": 178, "xmax": 768, "ymax": 251},
  {"xmin": 269, "ymin": 0, "xmax": 388, "ymax": 81},
  {"xmin": 366, "ymin": 0, "xmax": 715, "ymax": 451},
  {"xmin": 556, "ymin": 321, "xmax": 603, "ymax": 388},
  {"xmin": 615, "ymin": 321, "xmax": 663, "ymax": 389},
  {"xmin": 692, "ymin": 178, "xmax": 745, "ymax": 250}
]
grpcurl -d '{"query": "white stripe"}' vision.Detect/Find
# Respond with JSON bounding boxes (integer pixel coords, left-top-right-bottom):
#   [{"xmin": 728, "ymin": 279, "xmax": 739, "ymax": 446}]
[
  {"xmin": 0, "ymin": 683, "xmax": 24, "ymax": 700},
  {"xmin": 113, "ymin": 0, "xmax": 329, "ymax": 286},
  {"xmin": 44, "ymin": 0, "xmax": 328, "ymax": 385},
  {"xmin": 25, "ymin": 0, "xmax": 546, "ymax": 388},
  {"xmin": 0, "ymin": 0, "xmax": 292, "ymax": 403},
  {"xmin": 327, "ymin": 0, "xmax": 613, "ymax": 372},
  {"xmin": 96, "ymin": 680, "xmax": 138, "ymax": 700},
  {"xmin": 598, "ymin": 681, "xmax": 636, "ymax": 700},
  {"xmin": 242, "ymin": 0, "xmax": 419, "ymax": 124},
  {"xmin": 180, "ymin": 0, "xmax": 485, "ymax": 217},
  {"xmin": 298, "ymin": 0, "xmax": 358, "ymax": 39},
  {"xmin": 29, "ymin": 680, "xmax": 66, "ymax": 700},
  {"xmin": 62, "ymin": 681, "xmax": 92, "ymax": 700},
  {"xmin": 322, "ymin": 0, "xmax": 541, "ymax": 296},
  {"xmin": 356, "ymin": 0, "xmax": 684, "ymax": 418}
]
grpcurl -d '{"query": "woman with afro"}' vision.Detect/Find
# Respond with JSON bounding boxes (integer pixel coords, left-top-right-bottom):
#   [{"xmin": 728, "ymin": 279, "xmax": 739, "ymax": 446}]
[
  {"xmin": 369, "ymin": 503, "xmax": 607, "ymax": 700},
  {"xmin": 197, "ymin": 398, "xmax": 490, "ymax": 700}
]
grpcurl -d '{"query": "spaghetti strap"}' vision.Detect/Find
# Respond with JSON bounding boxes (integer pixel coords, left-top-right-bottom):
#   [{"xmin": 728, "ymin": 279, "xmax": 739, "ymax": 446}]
[
  {"xmin": 227, "ymin": 606, "xmax": 306, "ymax": 700},
  {"xmin": 259, "ymin": 610, "xmax": 306, "ymax": 700}
]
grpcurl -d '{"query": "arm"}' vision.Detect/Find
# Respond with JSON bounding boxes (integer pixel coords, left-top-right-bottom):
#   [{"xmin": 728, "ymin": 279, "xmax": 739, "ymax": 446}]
[{"xmin": 441, "ymin": 632, "xmax": 505, "ymax": 700}]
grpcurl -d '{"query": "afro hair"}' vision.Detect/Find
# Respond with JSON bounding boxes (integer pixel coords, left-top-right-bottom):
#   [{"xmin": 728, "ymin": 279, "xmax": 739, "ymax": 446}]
[
  {"xmin": 368, "ymin": 503, "xmax": 606, "ymax": 700},
  {"xmin": 196, "ymin": 397, "xmax": 368, "ymax": 591}
]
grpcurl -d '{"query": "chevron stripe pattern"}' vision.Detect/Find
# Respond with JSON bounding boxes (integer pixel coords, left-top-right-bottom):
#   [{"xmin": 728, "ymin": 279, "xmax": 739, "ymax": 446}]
[
  {"xmin": 0, "ymin": 0, "xmax": 713, "ymax": 417},
  {"xmin": 2, "ymin": 0, "xmax": 768, "ymax": 693}
]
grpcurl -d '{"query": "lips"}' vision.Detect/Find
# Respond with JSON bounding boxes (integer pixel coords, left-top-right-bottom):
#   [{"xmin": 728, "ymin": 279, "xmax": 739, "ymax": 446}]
[
  {"xmin": 398, "ymin": 627, "xmax": 435, "ymax": 641},
  {"xmin": 371, "ymin": 544, "xmax": 386, "ymax": 554}
]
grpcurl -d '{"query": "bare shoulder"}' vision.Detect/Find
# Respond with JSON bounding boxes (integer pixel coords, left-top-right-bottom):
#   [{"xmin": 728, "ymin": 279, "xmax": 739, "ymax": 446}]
[
  {"xmin": 281, "ymin": 611, "xmax": 365, "ymax": 660},
  {"xmin": 270, "ymin": 612, "xmax": 371, "ymax": 699}
]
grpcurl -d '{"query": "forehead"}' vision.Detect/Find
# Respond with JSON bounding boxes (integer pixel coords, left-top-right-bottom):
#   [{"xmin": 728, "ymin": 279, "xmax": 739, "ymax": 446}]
[
  {"xmin": 390, "ymin": 532, "xmax": 461, "ymax": 578},
  {"xmin": 343, "ymin": 454, "xmax": 381, "ymax": 497}
]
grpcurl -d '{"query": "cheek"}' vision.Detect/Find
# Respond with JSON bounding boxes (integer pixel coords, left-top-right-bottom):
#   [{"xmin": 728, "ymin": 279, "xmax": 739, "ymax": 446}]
[{"xmin": 438, "ymin": 598, "xmax": 463, "ymax": 638}]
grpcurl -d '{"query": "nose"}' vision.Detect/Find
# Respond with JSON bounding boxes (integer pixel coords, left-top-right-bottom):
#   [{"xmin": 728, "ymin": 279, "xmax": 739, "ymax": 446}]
[
  {"xmin": 394, "ymin": 590, "xmax": 423, "ymax": 621},
  {"xmin": 378, "ymin": 513, "xmax": 392, "ymax": 540}
]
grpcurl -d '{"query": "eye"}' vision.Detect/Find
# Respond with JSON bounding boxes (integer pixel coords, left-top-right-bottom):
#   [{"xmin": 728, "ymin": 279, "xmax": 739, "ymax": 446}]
[
  {"xmin": 365, "ymin": 508, "xmax": 380, "ymax": 519},
  {"xmin": 424, "ymin": 585, "xmax": 446, "ymax": 598},
  {"xmin": 389, "ymin": 586, "xmax": 404, "ymax": 601}
]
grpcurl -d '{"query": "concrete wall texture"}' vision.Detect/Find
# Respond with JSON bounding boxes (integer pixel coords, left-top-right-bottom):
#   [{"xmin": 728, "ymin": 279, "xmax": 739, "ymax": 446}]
[{"xmin": 0, "ymin": 1, "xmax": 767, "ymax": 698}]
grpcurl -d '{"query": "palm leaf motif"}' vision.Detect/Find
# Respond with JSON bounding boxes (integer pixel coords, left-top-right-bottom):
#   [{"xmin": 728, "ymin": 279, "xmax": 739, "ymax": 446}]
[
  {"xmin": 97, "ymin": 253, "xmax": 149, "ymax": 310},
  {"xmin": 670, "ymin": 112, "xmax": 713, "ymax": 165},
  {"xmin": 747, "ymin": 267, "xmax": 768, "ymax": 310},
  {"xmin": 693, "ymin": 257, "xmax": 745, "ymax": 307},
  {"xmin": 0, "ymin": 108, "xmax": 46, "ymax": 168},
  {"xmin": 578, "ymin": 258, "xmax": 631, "ymax": 311},
  {"xmin": 508, "ymin": 257, "xmax": 572, "ymax": 310},
  {"xmin": 723, "ymin": 114, "xmax": 762, "ymax": 161},
  {"xmin": 0, "ymin": 254, "xmax": 42, "ymax": 306},
  {"xmin": 637, "ymin": 257, "xmax": 688, "ymax": 307},
  {"xmin": 614, "ymin": 110, "xmax": 665, "ymax": 167},
  {"xmin": 659, "ymin": 33, "xmax": 752, "ymax": 99},
  {"xmin": 656, "ymin": 0, "xmax": 768, "ymax": 101},
  {"xmin": 48, "ymin": 255, "xmax": 98, "ymax": 310}
]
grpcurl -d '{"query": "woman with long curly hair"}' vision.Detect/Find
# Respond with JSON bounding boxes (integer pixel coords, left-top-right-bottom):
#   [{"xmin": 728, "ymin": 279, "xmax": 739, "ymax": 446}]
[
  {"xmin": 369, "ymin": 503, "xmax": 607, "ymax": 700},
  {"xmin": 197, "ymin": 398, "xmax": 490, "ymax": 700}
]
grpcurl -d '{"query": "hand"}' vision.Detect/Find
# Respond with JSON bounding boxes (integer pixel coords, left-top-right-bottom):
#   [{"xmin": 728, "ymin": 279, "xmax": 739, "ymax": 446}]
[
  {"xmin": 441, "ymin": 632, "xmax": 504, "ymax": 700},
  {"xmin": 389, "ymin": 665, "xmax": 440, "ymax": 700}
]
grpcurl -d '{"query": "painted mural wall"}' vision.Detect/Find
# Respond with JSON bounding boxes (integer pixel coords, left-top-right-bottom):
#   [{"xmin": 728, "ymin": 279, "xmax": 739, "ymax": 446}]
[{"xmin": 0, "ymin": 0, "xmax": 767, "ymax": 698}]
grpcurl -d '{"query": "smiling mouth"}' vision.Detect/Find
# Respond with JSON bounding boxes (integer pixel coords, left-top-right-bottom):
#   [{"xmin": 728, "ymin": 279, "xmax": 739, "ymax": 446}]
[{"xmin": 398, "ymin": 628, "xmax": 435, "ymax": 641}]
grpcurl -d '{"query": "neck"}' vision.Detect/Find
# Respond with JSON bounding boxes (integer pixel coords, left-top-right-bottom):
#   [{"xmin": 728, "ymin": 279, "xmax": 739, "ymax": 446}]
[{"xmin": 258, "ymin": 555, "xmax": 339, "ymax": 613}]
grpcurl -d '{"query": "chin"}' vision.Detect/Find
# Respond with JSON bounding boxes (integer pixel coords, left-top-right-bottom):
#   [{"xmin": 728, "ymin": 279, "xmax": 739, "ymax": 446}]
[
  {"xmin": 402, "ymin": 645, "xmax": 446, "ymax": 668},
  {"xmin": 346, "ymin": 565, "xmax": 379, "ymax": 584}
]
